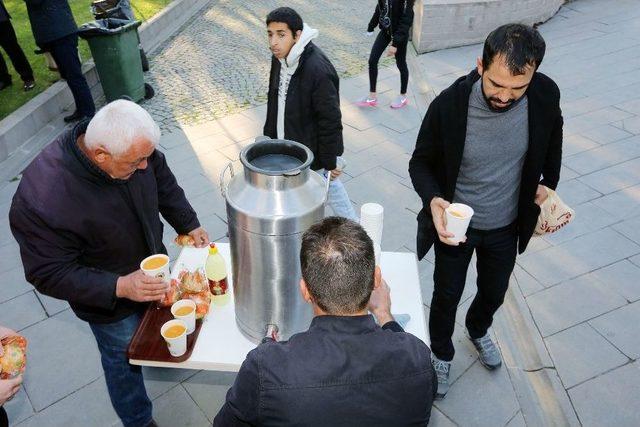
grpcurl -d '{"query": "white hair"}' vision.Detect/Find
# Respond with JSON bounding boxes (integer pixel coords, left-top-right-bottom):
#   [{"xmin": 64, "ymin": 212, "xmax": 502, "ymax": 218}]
[{"xmin": 85, "ymin": 100, "xmax": 161, "ymax": 156}]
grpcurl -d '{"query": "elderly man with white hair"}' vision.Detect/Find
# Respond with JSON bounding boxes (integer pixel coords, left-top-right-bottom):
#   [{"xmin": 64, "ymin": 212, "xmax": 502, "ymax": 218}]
[{"xmin": 9, "ymin": 100, "xmax": 209, "ymax": 427}]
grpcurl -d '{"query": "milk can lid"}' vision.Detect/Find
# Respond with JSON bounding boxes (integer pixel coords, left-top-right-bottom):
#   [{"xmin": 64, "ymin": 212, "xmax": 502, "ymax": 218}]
[{"xmin": 240, "ymin": 139, "xmax": 314, "ymax": 176}]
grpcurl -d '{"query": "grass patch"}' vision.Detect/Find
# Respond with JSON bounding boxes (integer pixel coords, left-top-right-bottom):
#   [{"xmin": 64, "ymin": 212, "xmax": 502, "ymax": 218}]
[{"xmin": 0, "ymin": 0, "xmax": 171, "ymax": 120}]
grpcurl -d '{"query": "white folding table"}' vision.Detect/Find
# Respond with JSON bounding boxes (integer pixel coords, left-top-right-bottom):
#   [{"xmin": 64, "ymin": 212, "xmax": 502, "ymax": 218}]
[{"xmin": 129, "ymin": 243, "xmax": 429, "ymax": 371}]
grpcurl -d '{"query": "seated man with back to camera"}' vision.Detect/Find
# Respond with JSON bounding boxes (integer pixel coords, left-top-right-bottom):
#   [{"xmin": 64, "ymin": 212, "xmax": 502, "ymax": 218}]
[{"xmin": 214, "ymin": 217, "xmax": 437, "ymax": 426}]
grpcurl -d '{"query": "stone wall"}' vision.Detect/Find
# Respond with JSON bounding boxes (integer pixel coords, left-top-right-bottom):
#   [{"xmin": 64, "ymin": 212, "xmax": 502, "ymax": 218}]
[{"xmin": 412, "ymin": 0, "xmax": 565, "ymax": 53}]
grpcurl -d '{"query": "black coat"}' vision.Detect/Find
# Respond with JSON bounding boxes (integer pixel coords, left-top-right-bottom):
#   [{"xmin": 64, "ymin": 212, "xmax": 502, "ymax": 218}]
[
  {"xmin": 263, "ymin": 42, "xmax": 343, "ymax": 171},
  {"xmin": 214, "ymin": 315, "xmax": 437, "ymax": 426},
  {"xmin": 367, "ymin": 0, "xmax": 415, "ymax": 47},
  {"xmin": 9, "ymin": 121, "xmax": 200, "ymax": 324},
  {"xmin": 409, "ymin": 69, "xmax": 563, "ymax": 259},
  {"xmin": 24, "ymin": 0, "xmax": 77, "ymax": 45}
]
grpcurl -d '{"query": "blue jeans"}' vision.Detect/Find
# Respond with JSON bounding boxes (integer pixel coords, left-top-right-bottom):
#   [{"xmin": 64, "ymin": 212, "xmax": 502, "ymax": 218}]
[
  {"xmin": 318, "ymin": 170, "xmax": 358, "ymax": 221},
  {"xmin": 89, "ymin": 313, "xmax": 152, "ymax": 427}
]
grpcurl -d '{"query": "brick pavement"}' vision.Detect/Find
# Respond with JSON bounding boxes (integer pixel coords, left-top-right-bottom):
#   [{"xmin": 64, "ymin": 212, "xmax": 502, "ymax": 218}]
[{"xmin": 142, "ymin": 0, "xmax": 394, "ymax": 133}]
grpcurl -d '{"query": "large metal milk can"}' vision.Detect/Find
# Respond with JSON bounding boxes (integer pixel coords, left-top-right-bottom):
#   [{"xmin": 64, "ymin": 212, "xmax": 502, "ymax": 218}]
[{"xmin": 219, "ymin": 138, "xmax": 328, "ymax": 342}]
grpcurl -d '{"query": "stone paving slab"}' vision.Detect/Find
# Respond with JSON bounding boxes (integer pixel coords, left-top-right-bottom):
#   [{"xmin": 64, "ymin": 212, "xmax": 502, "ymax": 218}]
[
  {"xmin": 518, "ymin": 228, "xmax": 640, "ymax": 286},
  {"xmin": 34, "ymin": 292, "xmax": 70, "ymax": 317},
  {"xmin": 590, "ymin": 184, "xmax": 640, "ymax": 221},
  {"xmin": 612, "ymin": 215, "xmax": 640, "ymax": 245},
  {"xmin": 568, "ymin": 361, "xmax": 640, "ymax": 427},
  {"xmin": 151, "ymin": 385, "xmax": 210, "ymax": 427},
  {"xmin": 1, "ymin": 266, "xmax": 33, "ymax": 304},
  {"xmin": 15, "ymin": 379, "xmax": 120, "ymax": 427},
  {"xmin": 526, "ymin": 274, "xmax": 628, "ymax": 337},
  {"xmin": 589, "ymin": 301, "xmax": 640, "ymax": 360},
  {"xmin": 182, "ymin": 370, "xmax": 236, "ymax": 422},
  {"xmin": 589, "ymin": 260, "xmax": 640, "ymax": 303},
  {"xmin": 20, "ymin": 310, "xmax": 104, "ymax": 412},
  {"xmin": 553, "ymin": 178, "xmax": 602, "ymax": 207},
  {"xmin": 545, "ymin": 322, "xmax": 628, "ymax": 389},
  {"xmin": 0, "ymin": 292, "xmax": 46, "ymax": 332}
]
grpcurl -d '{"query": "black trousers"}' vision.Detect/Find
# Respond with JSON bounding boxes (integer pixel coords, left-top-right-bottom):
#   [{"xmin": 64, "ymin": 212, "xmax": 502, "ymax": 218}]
[
  {"xmin": 0, "ymin": 406, "xmax": 8, "ymax": 427},
  {"xmin": 42, "ymin": 34, "xmax": 95, "ymax": 116},
  {"xmin": 429, "ymin": 223, "xmax": 518, "ymax": 361},
  {"xmin": 0, "ymin": 21, "xmax": 34, "ymax": 84},
  {"xmin": 368, "ymin": 31, "xmax": 409, "ymax": 94}
]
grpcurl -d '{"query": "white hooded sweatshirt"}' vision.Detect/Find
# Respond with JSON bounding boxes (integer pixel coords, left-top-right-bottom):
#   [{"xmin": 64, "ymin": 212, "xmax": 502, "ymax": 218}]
[{"xmin": 277, "ymin": 23, "xmax": 319, "ymax": 139}]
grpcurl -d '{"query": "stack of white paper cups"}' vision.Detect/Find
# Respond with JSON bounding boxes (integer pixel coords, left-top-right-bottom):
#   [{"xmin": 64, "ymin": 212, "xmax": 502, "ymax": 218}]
[{"xmin": 360, "ymin": 203, "xmax": 384, "ymax": 251}]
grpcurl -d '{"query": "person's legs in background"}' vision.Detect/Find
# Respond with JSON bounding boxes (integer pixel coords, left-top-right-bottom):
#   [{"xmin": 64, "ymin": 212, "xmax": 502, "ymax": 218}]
[
  {"xmin": 317, "ymin": 170, "xmax": 357, "ymax": 221},
  {"xmin": 47, "ymin": 34, "xmax": 95, "ymax": 121},
  {"xmin": 390, "ymin": 40, "xmax": 409, "ymax": 109},
  {"xmin": 0, "ymin": 51, "xmax": 10, "ymax": 89},
  {"xmin": 356, "ymin": 31, "xmax": 390, "ymax": 107},
  {"xmin": 89, "ymin": 312, "xmax": 153, "ymax": 427},
  {"xmin": 0, "ymin": 20, "xmax": 35, "ymax": 91}
]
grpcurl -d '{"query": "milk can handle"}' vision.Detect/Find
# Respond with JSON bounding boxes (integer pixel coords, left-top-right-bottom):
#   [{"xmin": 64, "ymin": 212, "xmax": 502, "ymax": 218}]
[
  {"xmin": 219, "ymin": 162, "xmax": 235, "ymax": 198},
  {"xmin": 324, "ymin": 171, "xmax": 331, "ymax": 203}
]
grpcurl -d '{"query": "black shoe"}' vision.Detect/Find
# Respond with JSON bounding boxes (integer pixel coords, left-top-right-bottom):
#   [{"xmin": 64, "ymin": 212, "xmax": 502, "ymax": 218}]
[
  {"xmin": 0, "ymin": 80, "xmax": 12, "ymax": 91},
  {"xmin": 23, "ymin": 80, "xmax": 35, "ymax": 91},
  {"xmin": 63, "ymin": 110, "xmax": 85, "ymax": 123}
]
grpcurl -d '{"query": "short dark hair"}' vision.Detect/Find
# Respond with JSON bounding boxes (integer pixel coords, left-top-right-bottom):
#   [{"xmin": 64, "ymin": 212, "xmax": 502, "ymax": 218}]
[
  {"xmin": 266, "ymin": 7, "xmax": 303, "ymax": 35},
  {"xmin": 482, "ymin": 24, "xmax": 546, "ymax": 75},
  {"xmin": 300, "ymin": 217, "xmax": 375, "ymax": 315}
]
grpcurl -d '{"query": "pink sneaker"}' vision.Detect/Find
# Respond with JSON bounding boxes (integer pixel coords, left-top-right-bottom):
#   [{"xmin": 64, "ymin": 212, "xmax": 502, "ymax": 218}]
[
  {"xmin": 390, "ymin": 95, "xmax": 408, "ymax": 109},
  {"xmin": 355, "ymin": 96, "xmax": 378, "ymax": 107}
]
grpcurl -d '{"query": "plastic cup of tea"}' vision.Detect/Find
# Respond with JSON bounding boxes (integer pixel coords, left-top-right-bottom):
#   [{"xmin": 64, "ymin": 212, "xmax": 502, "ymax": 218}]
[
  {"xmin": 140, "ymin": 254, "xmax": 170, "ymax": 283},
  {"xmin": 171, "ymin": 299, "xmax": 196, "ymax": 334},
  {"xmin": 160, "ymin": 319, "xmax": 187, "ymax": 357},
  {"xmin": 445, "ymin": 203, "xmax": 474, "ymax": 243}
]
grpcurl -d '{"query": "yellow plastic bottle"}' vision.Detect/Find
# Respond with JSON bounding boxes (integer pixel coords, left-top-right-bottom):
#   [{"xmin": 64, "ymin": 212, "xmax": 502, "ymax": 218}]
[{"xmin": 205, "ymin": 243, "xmax": 228, "ymax": 295}]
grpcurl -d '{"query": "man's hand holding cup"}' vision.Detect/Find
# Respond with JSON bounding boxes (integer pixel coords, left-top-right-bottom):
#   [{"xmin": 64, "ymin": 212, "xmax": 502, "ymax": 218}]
[
  {"xmin": 116, "ymin": 270, "xmax": 168, "ymax": 302},
  {"xmin": 431, "ymin": 197, "xmax": 474, "ymax": 246}
]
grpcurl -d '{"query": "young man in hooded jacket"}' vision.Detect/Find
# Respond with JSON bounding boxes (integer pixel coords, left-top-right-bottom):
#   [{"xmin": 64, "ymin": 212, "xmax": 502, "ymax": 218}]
[{"xmin": 263, "ymin": 7, "xmax": 357, "ymax": 221}]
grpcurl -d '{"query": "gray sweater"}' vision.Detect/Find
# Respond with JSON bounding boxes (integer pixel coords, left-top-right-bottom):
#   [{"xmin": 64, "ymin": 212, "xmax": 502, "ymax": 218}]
[{"xmin": 453, "ymin": 80, "xmax": 529, "ymax": 230}]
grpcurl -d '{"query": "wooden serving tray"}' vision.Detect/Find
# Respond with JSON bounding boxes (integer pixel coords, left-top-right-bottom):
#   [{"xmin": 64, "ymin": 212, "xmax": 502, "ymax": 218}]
[{"xmin": 127, "ymin": 303, "xmax": 204, "ymax": 363}]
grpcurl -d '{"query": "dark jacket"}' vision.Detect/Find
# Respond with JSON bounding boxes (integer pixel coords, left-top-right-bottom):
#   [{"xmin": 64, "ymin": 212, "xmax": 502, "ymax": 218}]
[
  {"xmin": 409, "ymin": 69, "xmax": 563, "ymax": 259},
  {"xmin": 367, "ymin": 0, "xmax": 415, "ymax": 47},
  {"xmin": 263, "ymin": 42, "xmax": 343, "ymax": 171},
  {"xmin": 9, "ymin": 121, "xmax": 200, "ymax": 324},
  {"xmin": 0, "ymin": 0, "xmax": 10, "ymax": 22},
  {"xmin": 214, "ymin": 315, "xmax": 437, "ymax": 426},
  {"xmin": 24, "ymin": 0, "xmax": 77, "ymax": 45}
]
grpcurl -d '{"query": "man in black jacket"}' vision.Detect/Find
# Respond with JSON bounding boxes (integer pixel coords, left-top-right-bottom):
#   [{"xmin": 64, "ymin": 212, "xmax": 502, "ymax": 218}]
[
  {"xmin": 409, "ymin": 24, "xmax": 563, "ymax": 399},
  {"xmin": 24, "ymin": 0, "xmax": 95, "ymax": 122},
  {"xmin": 0, "ymin": 0, "xmax": 35, "ymax": 91},
  {"xmin": 263, "ymin": 7, "xmax": 357, "ymax": 220},
  {"xmin": 10, "ymin": 100, "xmax": 209, "ymax": 427},
  {"xmin": 214, "ymin": 217, "xmax": 436, "ymax": 426}
]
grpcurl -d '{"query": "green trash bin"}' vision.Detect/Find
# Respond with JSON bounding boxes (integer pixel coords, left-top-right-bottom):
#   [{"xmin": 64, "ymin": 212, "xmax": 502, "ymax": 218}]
[{"xmin": 80, "ymin": 21, "xmax": 145, "ymax": 103}]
